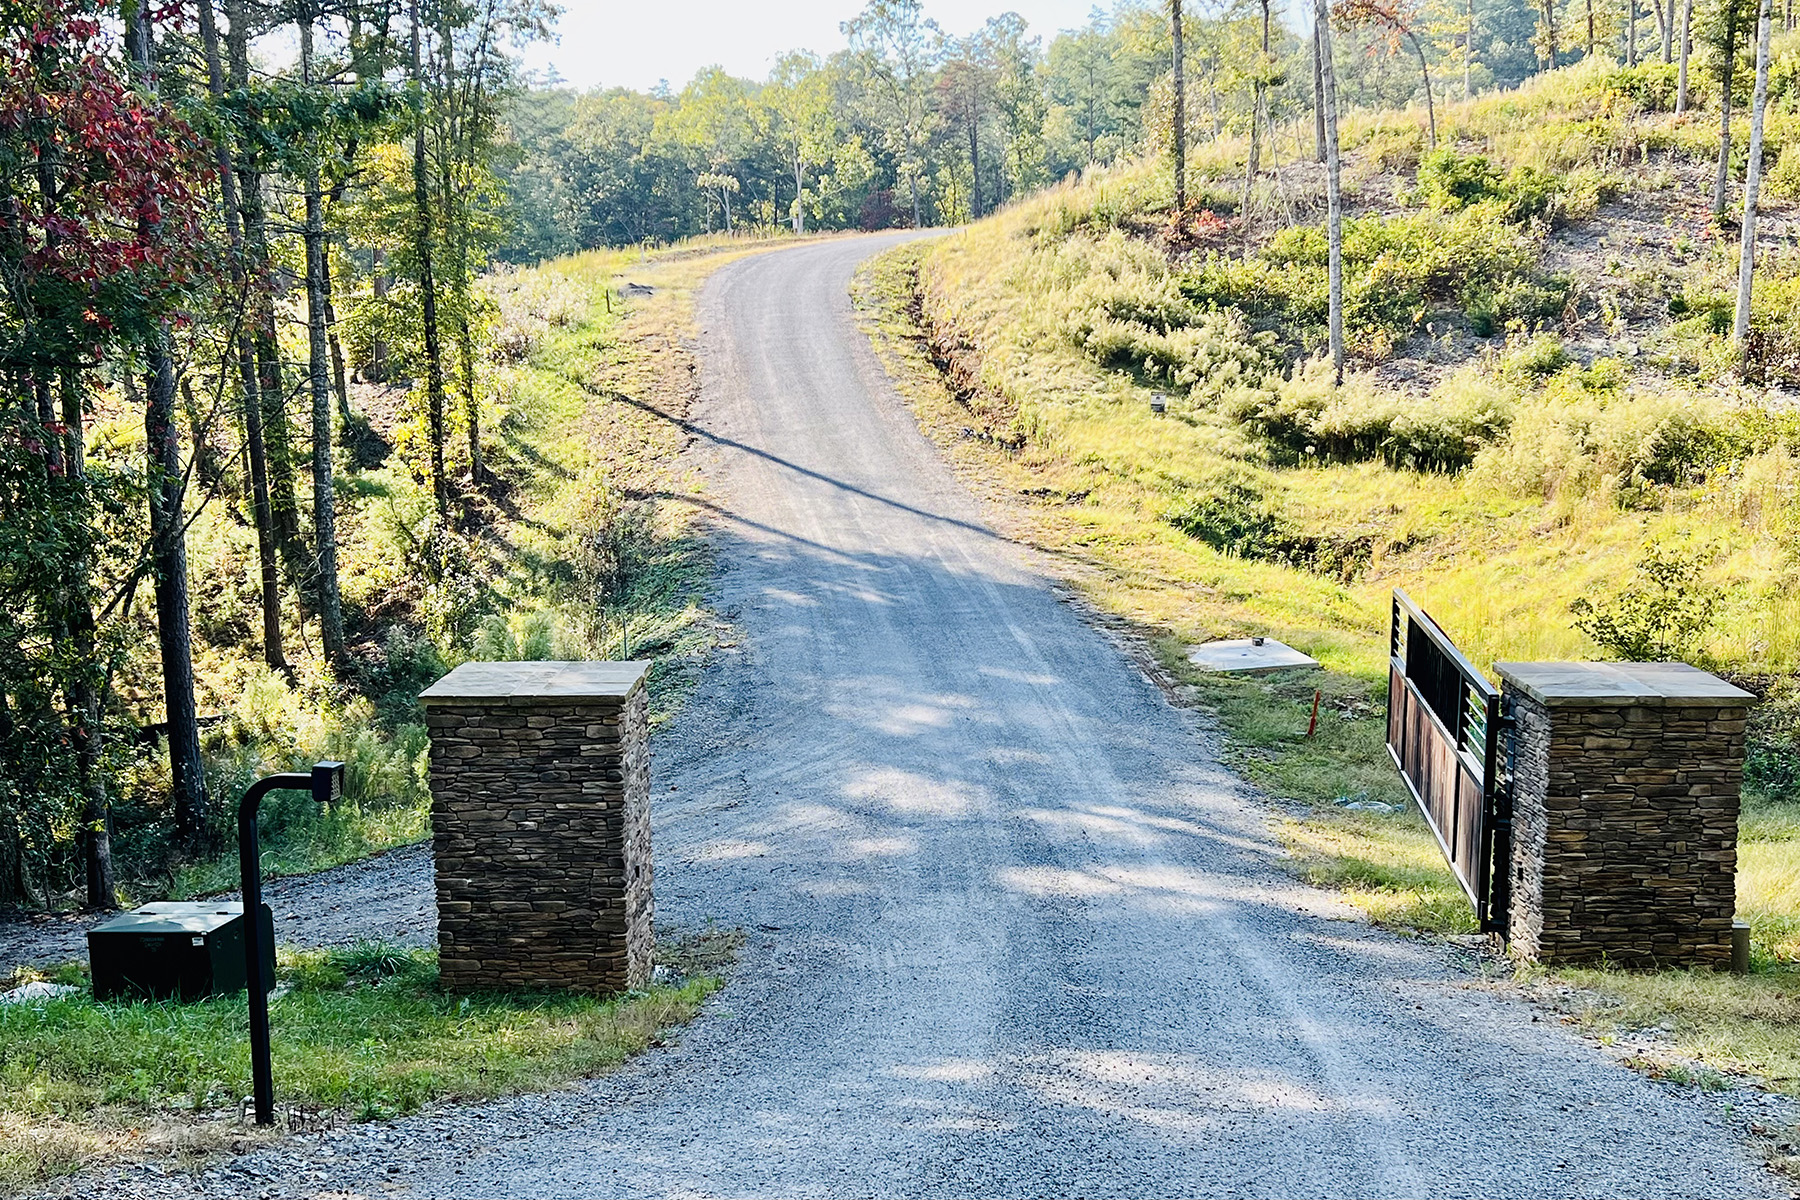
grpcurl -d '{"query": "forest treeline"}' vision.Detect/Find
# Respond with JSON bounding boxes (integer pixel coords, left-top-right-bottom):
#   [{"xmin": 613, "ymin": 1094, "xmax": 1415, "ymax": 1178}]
[{"xmin": 0, "ymin": 0, "xmax": 1779, "ymax": 911}]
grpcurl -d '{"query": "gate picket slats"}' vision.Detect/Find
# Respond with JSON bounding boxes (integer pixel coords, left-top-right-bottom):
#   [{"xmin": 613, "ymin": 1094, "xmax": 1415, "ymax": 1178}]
[{"xmin": 1384, "ymin": 590, "xmax": 1509, "ymax": 932}]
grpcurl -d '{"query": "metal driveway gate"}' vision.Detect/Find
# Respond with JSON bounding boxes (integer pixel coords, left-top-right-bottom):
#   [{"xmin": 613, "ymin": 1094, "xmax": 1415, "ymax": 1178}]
[{"xmin": 1385, "ymin": 589, "xmax": 1510, "ymax": 933}]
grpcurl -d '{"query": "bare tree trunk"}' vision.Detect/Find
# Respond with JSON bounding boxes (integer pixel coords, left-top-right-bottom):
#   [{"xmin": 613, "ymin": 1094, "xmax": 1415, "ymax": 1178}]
[
  {"xmin": 967, "ymin": 84, "xmax": 983, "ymax": 219},
  {"xmin": 1677, "ymin": 0, "xmax": 1692, "ymax": 110},
  {"xmin": 371, "ymin": 251, "xmax": 390, "ymax": 382},
  {"xmin": 1466, "ymin": 0, "xmax": 1477, "ymax": 96},
  {"xmin": 1714, "ymin": 2, "xmax": 1740, "ymax": 218},
  {"xmin": 1735, "ymin": 0, "xmax": 1774, "ymax": 348},
  {"xmin": 1316, "ymin": 0, "xmax": 1345, "ymax": 382},
  {"xmin": 793, "ymin": 156, "xmax": 805, "ymax": 234},
  {"xmin": 301, "ymin": 13, "xmax": 347, "ymax": 670},
  {"xmin": 1587, "ymin": 0, "xmax": 1597, "ymax": 54},
  {"xmin": 1314, "ymin": 22, "xmax": 1328, "ymax": 159},
  {"xmin": 144, "ymin": 330, "xmax": 209, "ymax": 848},
  {"xmin": 322, "ymin": 257, "xmax": 351, "ymax": 429},
  {"xmin": 461, "ymin": 320, "xmax": 481, "ymax": 480},
  {"xmin": 1243, "ymin": 0, "xmax": 1269, "ymax": 213},
  {"xmin": 410, "ymin": 0, "xmax": 449, "ymax": 515},
  {"xmin": 1628, "ymin": 0, "xmax": 1638, "ymax": 65},
  {"xmin": 58, "ymin": 373, "xmax": 112, "ymax": 908},
  {"xmin": 1172, "ymin": 0, "xmax": 1186, "ymax": 210},
  {"xmin": 1543, "ymin": 0, "xmax": 1560, "ymax": 67},
  {"xmin": 1410, "ymin": 33, "xmax": 1437, "ymax": 146}
]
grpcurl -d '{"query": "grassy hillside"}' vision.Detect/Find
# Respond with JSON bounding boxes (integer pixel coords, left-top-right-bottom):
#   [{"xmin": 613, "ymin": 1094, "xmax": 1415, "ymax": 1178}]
[{"xmin": 866, "ymin": 57, "xmax": 1800, "ymax": 1088}]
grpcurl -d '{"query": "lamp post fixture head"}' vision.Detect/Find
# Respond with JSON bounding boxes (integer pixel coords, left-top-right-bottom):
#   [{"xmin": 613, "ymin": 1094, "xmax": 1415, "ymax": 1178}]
[{"xmin": 311, "ymin": 761, "xmax": 345, "ymax": 806}]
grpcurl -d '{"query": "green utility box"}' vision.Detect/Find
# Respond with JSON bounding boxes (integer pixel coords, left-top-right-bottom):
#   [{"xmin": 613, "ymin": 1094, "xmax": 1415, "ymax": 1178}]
[{"xmin": 87, "ymin": 901, "xmax": 274, "ymax": 1002}]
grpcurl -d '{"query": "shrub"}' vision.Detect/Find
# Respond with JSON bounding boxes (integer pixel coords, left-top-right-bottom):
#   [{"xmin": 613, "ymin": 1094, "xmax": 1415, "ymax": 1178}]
[
  {"xmin": 1164, "ymin": 470, "xmax": 1379, "ymax": 581},
  {"xmin": 1184, "ymin": 208, "xmax": 1565, "ymax": 353},
  {"xmin": 1570, "ymin": 544, "xmax": 1719, "ymax": 660},
  {"xmin": 1595, "ymin": 60, "xmax": 1680, "ymax": 111},
  {"xmin": 1764, "ymin": 147, "xmax": 1800, "ymax": 202},
  {"xmin": 1416, "ymin": 148, "xmax": 1503, "ymax": 210},
  {"xmin": 1228, "ymin": 359, "xmax": 1513, "ymax": 472}
]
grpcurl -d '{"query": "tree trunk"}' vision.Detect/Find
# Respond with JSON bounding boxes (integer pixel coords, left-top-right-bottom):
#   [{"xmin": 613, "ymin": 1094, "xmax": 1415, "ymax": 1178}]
[
  {"xmin": 1172, "ymin": 0, "xmax": 1186, "ymax": 211},
  {"xmin": 1316, "ymin": 0, "xmax": 1345, "ymax": 382},
  {"xmin": 967, "ymin": 87, "xmax": 983, "ymax": 220},
  {"xmin": 461, "ymin": 319, "xmax": 481, "ymax": 480},
  {"xmin": 371, "ymin": 252, "xmax": 390, "ymax": 382},
  {"xmin": 200, "ymin": 0, "xmax": 285, "ymax": 675},
  {"xmin": 1543, "ymin": 0, "xmax": 1560, "ymax": 67},
  {"xmin": 301, "ymin": 15, "xmax": 347, "ymax": 670},
  {"xmin": 145, "ymin": 330, "xmax": 209, "ymax": 849},
  {"xmin": 1629, "ymin": 0, "xmax": 1638, "ymax": 66},
  {"xmin": 793, "ymin": 155, "xmax": 805, "ymax": 234},
  {"xmin": 1314, "ymin": 22, "xmax": 1328, "ymax": 159},
  {"xmin": 1466, "ymin": 0, "xmax": 1476, "ymax": 97},
  {"xmin": 1586, "ymin": 0, "xmax": 1597, "ymax": 55},
  {"xmin": 323, "ymin": 262, "xmax": 351, "ymax": 430},
  {"xmin": 1714, "ymin": 3, "xmax": 1739, "ymax": 217},
  {"xmin": 1410, "ymin": 33, "xmax": 1437, "ymax": 146},
  {"xmin": 1735, "ymin": 0, "xmax": 1774, "ymax": 348},
  {"xmin": 1677, "ymin": 0, "xmax": 1692, "ymax": 110},
  {"xmin": 55, "ymin": 370, "xmax": 113, "ymax": 908},
  {"xmin": 410, "ymin": 0, "xmax": 449, "ymax": 516}
]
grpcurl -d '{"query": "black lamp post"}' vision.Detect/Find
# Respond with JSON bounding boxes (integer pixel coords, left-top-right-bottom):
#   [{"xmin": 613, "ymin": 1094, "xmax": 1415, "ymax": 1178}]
[{"xmin": 238, "ymin": 760, "xmax": 344, "ymax": 1126}]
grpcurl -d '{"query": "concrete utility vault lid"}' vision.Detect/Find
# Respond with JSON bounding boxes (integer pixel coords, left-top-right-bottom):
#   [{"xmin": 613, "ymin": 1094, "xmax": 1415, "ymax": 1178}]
[
  {"xmin": 1493, "ymin": 660, "xmax": 1755, "ymax": 708},
  {"xmin": 1187, "ymin": 638, "xmax": 1319, "ymax": 674},
  {"xmin": 419, "ymin": 660, "xmax": 651, "ymax": 706}
]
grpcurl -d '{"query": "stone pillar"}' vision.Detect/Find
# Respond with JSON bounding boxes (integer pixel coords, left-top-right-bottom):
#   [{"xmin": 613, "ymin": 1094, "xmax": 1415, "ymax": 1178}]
[
  {"xmin": 419, "ymin": 661, "xmax": 652, "ymax": 993},
  {"xmin": 1495, "ymin": 661, "xmax": 1753, "ymax": 968}
]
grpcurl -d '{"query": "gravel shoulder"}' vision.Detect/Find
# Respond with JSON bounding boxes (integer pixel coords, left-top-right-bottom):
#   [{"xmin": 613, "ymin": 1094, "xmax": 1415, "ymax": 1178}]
[{"xmin": 42, "ymin": 232, "xmax": 1798, "ymax": 1199}]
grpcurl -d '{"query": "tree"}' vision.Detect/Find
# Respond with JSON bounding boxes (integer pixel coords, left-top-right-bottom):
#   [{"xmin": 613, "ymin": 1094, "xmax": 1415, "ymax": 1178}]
[
  {"xmin": 124, "ymin": 0, "xmax": 209, "ymax": 851},
  {"xmin": 1319, "ymin": 0, "xmax": 1346, "ymax": 381},
  {"xmin": 1678, "ymin": 0, "xmax": 1693, "ymax": 109},
  {"xmin": 1171, "ymin": 0, "xmax": 1186, "ymax": 210},
  {"xmin": 1705, "ymin": 0, "xmax": 1756, "ymax": 218},
  {"xmin": 844, "ymin": 0, "xmax": 940, "ymax": 227},
  {"xmin": 197, "ymin": 0, "xmax": 286, "ymax": 677},
  {"xmin": 0, "ymin": 0, "xmax": 210, "ymax": 901},
  {"xmin": 1341, "ymin": 0, "xmax": 1440, "ymax": 147},
  {"xmin": 1734, "ymin": 0, "xmax": 1773, "ymax": 348},
  {"xmin": 298, "ymin": 5, "xmax": 349, "ymax": 669}
]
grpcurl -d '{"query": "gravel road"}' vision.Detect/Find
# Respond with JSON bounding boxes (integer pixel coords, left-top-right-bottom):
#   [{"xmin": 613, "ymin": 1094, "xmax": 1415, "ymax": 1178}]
[
  {"xmin": 0, "ymin": 845, "xmax": 435, "ymax": 972},
  {"xmin": 66, "ymin": 232, "xmax": 1791, "ymax": 1198}
]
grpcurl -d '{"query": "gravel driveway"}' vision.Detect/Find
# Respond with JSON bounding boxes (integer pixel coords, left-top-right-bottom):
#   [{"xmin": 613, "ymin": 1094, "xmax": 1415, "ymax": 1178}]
[
  {"xmin": 0, "ymin": 844, "xmax": 435, "ymax": 972},
  {"xmin": 65, "ymin": 232, "xmax": 1790, "ymax": 1198}
]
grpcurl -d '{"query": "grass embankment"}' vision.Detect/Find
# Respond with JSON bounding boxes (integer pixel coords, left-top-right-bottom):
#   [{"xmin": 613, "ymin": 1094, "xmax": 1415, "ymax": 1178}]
[
  {"xmin": 0, "ymin": 932, "xmax": 736, "ymax": 1192},
  {"xmin": 162, "ymin": 237, "xmax": 771, "ymax": 902},
  {"xmin": 858, "ymin": 58, "xmax": 1800, "ymax": 1090}
]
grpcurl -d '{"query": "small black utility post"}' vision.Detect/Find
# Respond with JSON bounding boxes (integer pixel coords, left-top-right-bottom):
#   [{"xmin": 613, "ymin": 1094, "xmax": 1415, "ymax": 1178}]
[{"xmin": 238, "ymin": 760, "xmax": 343, "ymax": 1126}]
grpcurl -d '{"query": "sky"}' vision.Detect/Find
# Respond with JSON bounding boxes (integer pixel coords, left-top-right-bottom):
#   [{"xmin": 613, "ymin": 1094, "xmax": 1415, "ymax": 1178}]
[{"xmin": 518, "ymin": 0, "xmax": 1114, "ymax": 92}]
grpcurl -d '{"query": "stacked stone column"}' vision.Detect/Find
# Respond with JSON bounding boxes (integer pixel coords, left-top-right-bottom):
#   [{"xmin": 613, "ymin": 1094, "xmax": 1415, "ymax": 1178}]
[
  {"xmin": 419, "ymin": 661, "xmax": 653, "ymax": 993},
  {"xmin": 1495, "ymin": 661, "xmax": 1752, "ymax": 969}
]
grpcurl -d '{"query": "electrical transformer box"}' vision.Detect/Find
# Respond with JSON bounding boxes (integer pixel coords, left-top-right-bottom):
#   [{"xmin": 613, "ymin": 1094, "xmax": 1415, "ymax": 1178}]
[{"xmin": 87, "ymin": 901, "xmax": 275, "ymax": 1002}]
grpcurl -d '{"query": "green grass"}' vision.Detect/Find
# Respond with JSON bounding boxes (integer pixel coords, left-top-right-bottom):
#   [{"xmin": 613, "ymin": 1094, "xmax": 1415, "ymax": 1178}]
[{"xmin": 0, "ymin": 932, "xmax": 734, "ymax": 1191}]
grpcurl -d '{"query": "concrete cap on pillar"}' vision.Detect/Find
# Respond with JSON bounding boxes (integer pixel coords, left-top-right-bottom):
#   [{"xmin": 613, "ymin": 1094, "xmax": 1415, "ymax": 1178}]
[
  {"xmin": 418, "ymin": 660, "xmax": 651, "ymax": 707},
  {"xmin": 1493, "ymin": 661, "xmax": 1755, "ymax": 708}
]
